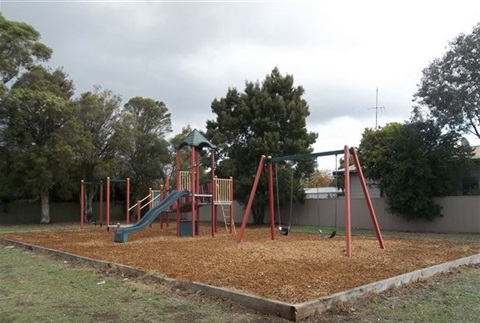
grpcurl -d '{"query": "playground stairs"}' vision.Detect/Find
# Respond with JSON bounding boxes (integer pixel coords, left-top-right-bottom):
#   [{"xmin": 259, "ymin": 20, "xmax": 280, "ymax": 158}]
[{"xmin": 221, "ymin": 205, "xmax": 235, "ymax": 233}]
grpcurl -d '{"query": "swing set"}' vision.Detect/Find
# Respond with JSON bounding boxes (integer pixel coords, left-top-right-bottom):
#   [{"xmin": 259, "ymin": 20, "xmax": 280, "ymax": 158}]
[
  {"xmin": 79, "ymin": 177, "xmax": 130, "ymax": 228},
  {"xmin": 275, "ymin": 155, "xmax": 339, "ymax": 238},
  {"xmin": 236, "ymin": 146, "xmax": 385, "ymax": 257}
]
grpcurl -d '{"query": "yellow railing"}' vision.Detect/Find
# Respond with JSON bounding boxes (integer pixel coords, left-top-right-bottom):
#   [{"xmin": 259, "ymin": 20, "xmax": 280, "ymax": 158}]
[
  {"xmin": 179, "ymin": 171, "xmax": 191, "ymax": 191},
  {"xmin": 214, "ymin": 176, "xmax": 232, "ymax": 204},
  {"xmin": 178, "ymin": 172, "xmax": 233, "ymax": 204}
]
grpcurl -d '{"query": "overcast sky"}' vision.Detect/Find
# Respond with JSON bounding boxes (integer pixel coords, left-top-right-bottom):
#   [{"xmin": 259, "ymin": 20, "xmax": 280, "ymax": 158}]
[{"xmin": 2, "ymin": 0, "xmax": 480, "ymax": 169}]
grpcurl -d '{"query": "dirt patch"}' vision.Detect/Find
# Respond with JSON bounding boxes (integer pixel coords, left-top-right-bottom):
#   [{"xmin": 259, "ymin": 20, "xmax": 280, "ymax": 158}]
[{"xmin": 3, "ymin": 226, "xmax": 479, "ymax": 303}]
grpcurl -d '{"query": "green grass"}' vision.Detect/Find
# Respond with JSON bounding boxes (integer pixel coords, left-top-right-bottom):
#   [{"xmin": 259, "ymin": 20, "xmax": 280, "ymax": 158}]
[
  {"xmin": 0, "ymin": 223, "xmax": 79, "ymax": 234},
  {"xmin": 318, "ymin": 265, "xmax": 480, "ymax": 323},
  {"xmin": 376, "ymin": 274, "xmax": 480, "ymax": 322},
  {"xmin": 0, "ymin": 246, "xmax": 281, "ymax": 323},
  {"xmin": 289, "ymin": 225, "xmax": 480, "ymax": 242}
]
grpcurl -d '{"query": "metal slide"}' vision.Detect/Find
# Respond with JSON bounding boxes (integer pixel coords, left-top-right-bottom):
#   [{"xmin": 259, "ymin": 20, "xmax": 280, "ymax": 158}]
[{"xmin": 114, "ymin": 190, "xmax": 190, "ymax": 243}]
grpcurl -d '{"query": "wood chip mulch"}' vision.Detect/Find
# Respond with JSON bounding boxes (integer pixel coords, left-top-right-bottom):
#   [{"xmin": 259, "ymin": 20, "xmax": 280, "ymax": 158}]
[{"xmin": 3, "ymin": 226, "xmax": 479, "ymax": 303}]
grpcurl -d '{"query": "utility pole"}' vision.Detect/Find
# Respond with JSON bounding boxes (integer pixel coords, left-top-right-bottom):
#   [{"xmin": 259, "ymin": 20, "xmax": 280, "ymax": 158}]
[{"xmin": 368, "ymin": 87, "xmax": 385, "ymax": 129}]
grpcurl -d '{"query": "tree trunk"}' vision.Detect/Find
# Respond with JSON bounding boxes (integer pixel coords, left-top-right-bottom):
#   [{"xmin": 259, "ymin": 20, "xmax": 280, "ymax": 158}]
[
  {"xmin": 86, "ymin": 187, "xmax": 96, "ymax": 223},
  {"xmin": 40, "ymin": 190, "xmax": 50, "ymax": 224},
  {"xmin": 252, "ymin": 206, "xmax": 265, "ymax": 224}
]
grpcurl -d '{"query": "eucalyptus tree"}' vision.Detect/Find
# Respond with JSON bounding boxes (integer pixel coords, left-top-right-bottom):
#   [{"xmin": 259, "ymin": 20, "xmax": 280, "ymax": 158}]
[
  {"xmin": 0, "ymin": 14, "xmax": 52, "ymax": 201},
  {"xmin": 0, "ymin": 66, "xmax": 78, "ymax": 223},
  {"xmin": 75, "ymin": 86, "xmax": 123, "ymax": 221},
  {"xmin": 112, "ymin": 97, "xmax": 172, "ymax": 198},
  {"xmin": 0, "ymin": 13, "xmax": 52, "ymax": 84},
  {"xmin": 414, "ymin": 22, "xmax": 480, "ymax": 138}
]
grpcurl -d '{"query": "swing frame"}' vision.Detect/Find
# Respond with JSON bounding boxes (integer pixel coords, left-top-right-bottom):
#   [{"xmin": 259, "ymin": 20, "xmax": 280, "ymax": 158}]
[{"xmin": 236, "ymin": 146, "xmax": 386, "ymax": 257}]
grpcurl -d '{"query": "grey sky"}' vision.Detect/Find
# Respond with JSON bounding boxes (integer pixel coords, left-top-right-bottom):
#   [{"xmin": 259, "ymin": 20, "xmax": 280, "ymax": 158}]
[{"xmin": 2, "ymin": 0, "xmax": 480, "ymax": 169}]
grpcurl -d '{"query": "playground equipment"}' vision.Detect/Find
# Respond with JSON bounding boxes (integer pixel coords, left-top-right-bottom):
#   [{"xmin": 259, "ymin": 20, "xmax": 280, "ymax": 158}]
[
  {"xmin": 80, "ymin": 177, "xmax": 130, "ymax": 228},
  {"xmin": 113, "ymin": 129, "xmax": 234, "ymax": 242},
  {"xmin": 173, "ymin": 129, "xmax": 234, "ymax": 238},
  {"xmin": 114, "ymin": 190, "xmax": 190, "ymax": 242},
  {"xmin": 236, "ymin": 146, "xmax": 385, "ymax": 257}
]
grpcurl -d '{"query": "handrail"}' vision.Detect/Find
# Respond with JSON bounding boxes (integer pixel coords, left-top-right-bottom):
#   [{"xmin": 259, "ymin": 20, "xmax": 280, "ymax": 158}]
[{"xmin": 128, "ymin": 193, "xmax": 152, "ymax": 211}]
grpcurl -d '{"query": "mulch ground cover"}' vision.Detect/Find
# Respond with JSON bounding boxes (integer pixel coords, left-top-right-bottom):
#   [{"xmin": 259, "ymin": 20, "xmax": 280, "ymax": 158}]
[{"xmin": 3, "ymin": 225, "xmax": 479, "ymax": 303}]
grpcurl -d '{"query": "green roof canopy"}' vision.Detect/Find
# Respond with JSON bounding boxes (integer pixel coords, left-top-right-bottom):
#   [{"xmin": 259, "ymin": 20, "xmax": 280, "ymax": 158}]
[{"xmin": 177, "ymin": 129, "xmax": 216, "ymax": 150}]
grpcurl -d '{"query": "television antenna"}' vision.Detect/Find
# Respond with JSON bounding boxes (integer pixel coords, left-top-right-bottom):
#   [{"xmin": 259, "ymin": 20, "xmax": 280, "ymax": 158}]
[{"xmin": 368, "ymin": 87, "xmax": 385, "ymax": 129}]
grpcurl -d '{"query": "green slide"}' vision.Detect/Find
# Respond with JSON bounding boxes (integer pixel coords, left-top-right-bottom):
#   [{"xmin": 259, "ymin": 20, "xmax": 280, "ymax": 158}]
[{"xmin": 114, "ymin": 190, "xmax": 190, "ymax": 243}]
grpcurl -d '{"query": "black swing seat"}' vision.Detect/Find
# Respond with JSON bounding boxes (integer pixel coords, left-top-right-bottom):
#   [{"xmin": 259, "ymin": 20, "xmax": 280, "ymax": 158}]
[
  {"xmin": 278, "ymin": 226, "xmax": 291, "ymax": 235},
  {"xmin": 328, "ymin": 230, "xmax": 337, "ymax": 239}
]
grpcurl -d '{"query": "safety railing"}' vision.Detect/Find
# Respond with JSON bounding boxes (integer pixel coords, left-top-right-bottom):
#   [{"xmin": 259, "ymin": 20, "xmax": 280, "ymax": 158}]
[
  {"xmin": 214, "ymin": 176, "xmax": 233, "ymax": 205},
  {"xmin": 179, "ymin": 171, "xmax": 191, "ymax": 191}
]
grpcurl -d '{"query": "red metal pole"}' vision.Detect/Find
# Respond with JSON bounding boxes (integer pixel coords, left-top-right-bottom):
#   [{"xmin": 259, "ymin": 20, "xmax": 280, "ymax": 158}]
[
  {"xmin": 126, "ymin": 177, "xmax": 130, "ymax": 224},
  {"xmin": 268, "ymin": 160, "xmax": 275, "ymax": 240},
  {"xmin": 350, "ymin": 147, "xmax": 386, "ymax": 249},
  {"xmin": 136, "ymin": 200, "xmax": 141, "ymax": 221},
  {"xmin": 99, "ymin": 181, "xmax": 103, "ymax": 227},
  {"xmin": 344, "ymin": 146, "xmax": 352, "ymax": 257},
  {"xmin": 191, "ymin": 147, "xmax": 196, "ymax": 237},
  {"xmin": 80, "ymin": 180, "xmax": 84, "ymax": 228},
  {"xmin": 176, "ymin": 150, "xmax": 181, "ymax": 237},
  {"xmin": 230, "ymin": 176, "xmax": 234, "ymax": 234},
  {"xmin": 196, "ymin": 150, "xmax": 200, "ymax": 194},
  {"xmin": 211, "ymin": 150, "xmax": 216, "ymax": 236},
  {"xmin": 106, "ymin": 177, "xmax": 110, "ymax": 231},
  {"xmin": 212, "ymin": 176, "xmax": 217, "ymax": 238},
  {"xmin": 237, "ymin": 155, "xmax": 266, "ymax": 243},
  {"xmin": 149, "ymin": 188, "xmax": 153, "ymax": 210}
]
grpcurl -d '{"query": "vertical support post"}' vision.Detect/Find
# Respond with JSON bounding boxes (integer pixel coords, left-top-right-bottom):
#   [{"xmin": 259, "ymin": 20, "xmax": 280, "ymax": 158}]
[
  {"xmin": 106, "ymin": 176, "xmax": 111, "ymax": 231},
  {"xmin": 350, "ymin": 147, "xmax": 386, "ymax": 249},
  {"xmin": 237, "ymin": 155, "xmax": 266, "ymax": 243},
  {"xmin": 80, "ymin": 180, "xmax": 84, "ymax": 228},
  {"xmin": 99, "ymin": 181, "xmax": 104, "ymax": 227},
  {"xmin": 191, "ymin": 147, "xmax": 197, "ymax": 237},
  {"xmin": 229, "ymin": 176, "xmax": 234, "ymax": 234},
  {"xmin": 344, "ymin": 146, "xmax": 352, "ymax": 257},
  {"xmin": 159, "ymin": 184, "xmax": 164, "ymax": 229},
  {"xmin": 212, "ymin": 176, "xmax": 217, "ymax": 238},
  {"xmin": 149, "ymin": 188, "xmax": 153, "ymax": 210},
  {"xmin": 126, "ymin": 177, "xmax": 130, "ymax": 224},
  {"xmin": 166, "ymin": 175, "xmax": 170, "ymax": 227},
  {"xmin": 106, "ymin": 177, "xmax": 110, "ymax": 231},
  {"xmin": 176, "ymin": 150, "xmax": 181, "ymax": 237},
  {"xmin": 211, "ymin": 150, "xmax": 216, "ymax": 237},
  {"xmin": 136, "ymin": 200, "xmax": 141, "ymax": 221},
  {"xmin": 268, "ymin": 160, "xmax": 275, "ymax": 241}
]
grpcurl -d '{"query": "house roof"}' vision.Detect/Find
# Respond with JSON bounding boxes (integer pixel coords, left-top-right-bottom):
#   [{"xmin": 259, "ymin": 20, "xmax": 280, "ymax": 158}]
[
  {"xmin": 305, "ymin": 187, "xmax": 339, "ymax": 194},
  {"xmin": 305, "ymin": 187, "xmax": 339, "ymax": 199},
  {"xmin": 333, "ymin": 164, "xmax": 356, "ymax": 174}
]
